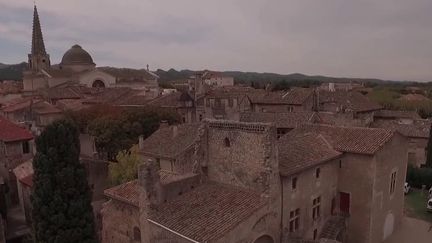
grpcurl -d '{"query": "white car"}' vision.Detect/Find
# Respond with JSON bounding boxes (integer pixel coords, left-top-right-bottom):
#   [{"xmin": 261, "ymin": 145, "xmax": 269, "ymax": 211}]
[
  {"xmin": 427, "ymin": 198, "xmax": 432, "ymax": 212},
  {"xmin": 404, "ymin": 182, "xmax": 410, "ymax": 194}
]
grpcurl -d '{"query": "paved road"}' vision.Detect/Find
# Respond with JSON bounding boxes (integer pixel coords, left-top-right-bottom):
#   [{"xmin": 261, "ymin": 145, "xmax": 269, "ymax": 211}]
[{"xmin": 384, "ymin": 217, "xmax": 432, "ymax": 243}]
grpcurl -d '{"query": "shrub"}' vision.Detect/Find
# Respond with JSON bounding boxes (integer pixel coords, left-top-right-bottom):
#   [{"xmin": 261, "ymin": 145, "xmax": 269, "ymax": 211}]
[{"xmin": 406, "ymin": 164, "xmax": 432, "ymax": 189}]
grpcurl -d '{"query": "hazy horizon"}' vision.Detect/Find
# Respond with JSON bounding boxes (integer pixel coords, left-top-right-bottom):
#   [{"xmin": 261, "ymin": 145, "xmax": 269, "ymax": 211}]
[{"xmin": 1, "ymin": 0, "xmax": 432, "ymax": 81}]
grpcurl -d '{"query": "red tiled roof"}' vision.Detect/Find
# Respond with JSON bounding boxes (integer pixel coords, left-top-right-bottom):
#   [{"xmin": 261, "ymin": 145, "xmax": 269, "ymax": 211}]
[
  {"xmin": 105, "ymin": 180, "xmax": 140, "ymax": 206},
  {"xmin": 105, "ymin": 181, "xmax": 267, "ymax": 242},
  {"xmin": 240, "ymin": 111, "xmax": 315, "ymax": 129},
  {"xmin": 319, "ymin": 90, "xmax": 382, "ymax": 112},
  {"xmin": 371, "ymin": 119, "xmax": 430, "ymax": 138},
  {"xmin": 0, "ymin": 116, "xmax": 33, "ymax": 142},
  {"xmin": 146, "ymin": 92, "xmax": 193, "ymax": 108},
  {"xmin": 19, "ymin": 174, "xmax": 34, "ymax": 187},
  {"xmin": 247, "ymin": 88, "xmax": 313, "ymax": 105},
  {"xmin": 278, "ymin": 133, "xmax": 341, "ymax": 176},
  {"xmin": 289, "ymin": 124, "xmax": 394, "ymax": 155},
  {"xmin": 149, "ymin": 182, "xmax": 266, "ymax": 242},
  {"xmin": 139, "ymin": 124, "xmax": 199, "ymax": 159}
]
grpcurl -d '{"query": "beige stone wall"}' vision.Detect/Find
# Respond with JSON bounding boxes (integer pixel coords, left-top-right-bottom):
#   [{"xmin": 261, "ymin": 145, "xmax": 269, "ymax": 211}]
[
  {"xmin": 205, "ymin": 122, "xmax": 279, "ymax": 194},
  {"xmin": 101, "ymin": 200, "xmax": 140, "ymax": 243},
  {"xmin": 370, "ymin": 134, "xmax": 407, "ymax": 243},
  {"xmin": 281, "ymin": 159, "xmax": 339, "ymax": 240},
  {"xmin": 36, "ymin": 113, "xmax": 64, "ymax": 127},
  {"xmin": 79, "ymin": 69, "xmax": 115, "ymax": 88},
  {"xmin": 408, "ymin": 137, "xmax": 427, "ymax": 167},
  {"xmin": 338, "ymin": 153, "xmax": 375, "ymax": 243},
  {"xmin": 203, "ymin": 97, "xmax": 242, "ymax": 121},
  {"xmin": 79, "ymin": 134, "xmax": 97, "ymax": 157}
]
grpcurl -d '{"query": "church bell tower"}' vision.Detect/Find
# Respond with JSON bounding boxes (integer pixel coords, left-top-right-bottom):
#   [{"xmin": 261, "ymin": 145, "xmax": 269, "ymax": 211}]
[{"xmin": 28, "ymin": 5, "xmax": 50, "ymax": 72}]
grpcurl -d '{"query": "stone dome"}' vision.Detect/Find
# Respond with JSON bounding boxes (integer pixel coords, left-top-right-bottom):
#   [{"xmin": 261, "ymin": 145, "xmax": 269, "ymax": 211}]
[{"xmin": 60, "ymin": 44, "xmax": 95, "ymax": 65}]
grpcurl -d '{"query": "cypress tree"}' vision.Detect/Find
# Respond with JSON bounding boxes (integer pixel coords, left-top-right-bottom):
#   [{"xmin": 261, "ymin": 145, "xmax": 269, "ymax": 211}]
[
  {"xmin": 426, "ymin": 122, "xmax": 432, "ymax": 168},
  {"xmin": 32, "ymin": 120, "xmax": 97, "ymax": 243}
]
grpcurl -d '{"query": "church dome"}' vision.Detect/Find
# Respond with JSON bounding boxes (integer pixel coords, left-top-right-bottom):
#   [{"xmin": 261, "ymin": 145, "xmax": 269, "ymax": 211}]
[{"xmin": 60, "ymin": 44, "xmax": 95, "ymax": 65}]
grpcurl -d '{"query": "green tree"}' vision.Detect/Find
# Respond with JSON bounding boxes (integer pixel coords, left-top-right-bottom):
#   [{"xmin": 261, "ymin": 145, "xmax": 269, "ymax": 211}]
[
  {"xmin": 426, "ymin": 122, "xmax": 432, "ymax": 168},
  {"xmin": 109, "ymin": 145, "xmax": 142, "ymax": 186},
  {"xmin": 32, "ymin": 120, "xmax": 97, "ymax": 243}
]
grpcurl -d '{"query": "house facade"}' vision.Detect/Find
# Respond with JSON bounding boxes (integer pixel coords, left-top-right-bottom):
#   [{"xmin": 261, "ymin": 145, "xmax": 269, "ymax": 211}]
[{"xmin": 101, "ymin": 120, "xmax": 408, "ymax": 243}]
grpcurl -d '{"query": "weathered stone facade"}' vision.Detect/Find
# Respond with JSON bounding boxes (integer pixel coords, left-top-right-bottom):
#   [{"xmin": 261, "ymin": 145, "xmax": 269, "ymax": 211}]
[{"xmin": 102, "ymin": 120, "xmax": 408, "ymax": 243}]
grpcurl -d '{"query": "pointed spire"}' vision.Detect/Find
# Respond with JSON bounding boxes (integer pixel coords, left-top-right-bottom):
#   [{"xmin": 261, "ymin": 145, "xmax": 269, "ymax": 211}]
[{"xmin": 31, "ymin": 5, "xmax": 46, "ymax": 55}]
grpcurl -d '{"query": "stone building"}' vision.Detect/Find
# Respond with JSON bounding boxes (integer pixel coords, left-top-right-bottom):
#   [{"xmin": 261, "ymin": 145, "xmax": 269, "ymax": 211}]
[
  {"xmin": 0, "ymin": 116, "xmax": 33, "ymax": 204},
  {"xmin": 101, "ymin": 120, "xmax": 407, "ymax": 243},
  {"xmin": 22, "ymin": 6, "xmax": 159, "ymax": 96},
  {"xmin": 243, "ymin": 88, "xmax": 315, "ymax": 113},
  {"xmin": 240, "ymin": 111, "xmax": 317, "ymax": 138},
  {"xmin": 371, "ymin": 118, "xmax": 430, "ymax": 167}
]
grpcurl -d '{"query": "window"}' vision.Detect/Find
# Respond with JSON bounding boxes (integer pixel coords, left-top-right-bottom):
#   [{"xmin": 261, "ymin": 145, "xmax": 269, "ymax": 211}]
[
  {"xmin": 315, "ymin": 168, "xmax": 320, "ymax": 179},
  {"xmin": 313, "ymin": 229, "xmax": 318, "ymax": 240},
  {"xmin": 224, "ymin": 137, "xmax": 231, "ymax": 147},
  {"xmin": 133, "ymin": 227, "xmax": 141, "ymax": 241},
  {"xmin": 312, "ymin": 196, "xmax": 321, "ymax": 220},
  {"xmin": 228, "ymin": 98, "xmax": 234, "ymax": 107},
  {"xmin": 289, "ymin": 208, "xmax": 300, "ymax": 233},
  {"xmin": 339, "ymin": 160, "xmax": 342, "ymax": 168},
  {"xmin": 389, "ymin": 171, "xmax": 397, "ymax": 195},
  {"xmin": 287, "ymin": 106, "xmax": 294, "ymax": 112},
  {"xmin": 292, "ymin": 177, "xmax": 297, "ymax": 190},
  {"xmin": 22, "ymin": 141, "xmax": 30, "ymax": 154}
]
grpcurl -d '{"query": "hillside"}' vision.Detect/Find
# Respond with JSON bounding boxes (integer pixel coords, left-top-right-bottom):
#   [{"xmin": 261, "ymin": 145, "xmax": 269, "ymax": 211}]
[
  {"xmin": 0, "ymin": 62, "xmax": 27, "ymax": 81},
  {"xmin": 0, "ymin": 62, "xmax": 416, "ymax": 85}
]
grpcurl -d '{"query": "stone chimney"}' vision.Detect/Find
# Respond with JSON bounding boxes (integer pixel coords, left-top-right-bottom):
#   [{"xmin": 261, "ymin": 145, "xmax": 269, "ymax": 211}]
[
  {"xmin": 172, "ymin": 125, "xmax": 178, "ymax": 138},
  {"xmin": 159, "ymin": 120, "xmax": 169, "ymax": 128},
  {"xmin": 138, "ymin": 135, "xmax": 144, "ymax": 150},
  {"xmin": 138, "ymin": 159, "xmax": 163, "ymax": 207}
]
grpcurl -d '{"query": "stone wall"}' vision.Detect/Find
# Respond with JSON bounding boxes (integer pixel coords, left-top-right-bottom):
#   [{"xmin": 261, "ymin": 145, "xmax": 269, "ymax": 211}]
[
  {"xmin": 370, "ymin": 133, "xmax": 407, "ymax": 243},
  {"xmin": 337, "ymin": 153, "xmax": 375, "ymax": 243},
  {"xmin": 408, "ymin": 137, "xmax": 427, "ymax": 167},
  {"xmin": 101, "ymin": 200, "xmax": 140, "ymax": 243},
  {"xmin": 0, "ymin": 217, "xmax": 4, "ymax": 243},
  {"xmin": 205, "ymin": 121, "xmax": 279, "ymax": 195},
  {"xmin": 281, "ymin": 159, "xmax": 339, "ymax": 240}
]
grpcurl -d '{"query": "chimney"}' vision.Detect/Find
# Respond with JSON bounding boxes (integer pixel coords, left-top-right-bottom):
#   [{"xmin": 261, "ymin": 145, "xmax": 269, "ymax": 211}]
[
  {"xmin": 160, "ymin": 120, "xmax": 169, "ymax": 128},
  {"xmin": 172, "ymin": 125, "xmax": 178, "ymax": 138},
  {"xmin": 138, "ymin": 135, "xmax": 144, "ymax": 150},
  {"xmin": 138, "ymin": 159, "xmax": 163, "ymax": 207}
]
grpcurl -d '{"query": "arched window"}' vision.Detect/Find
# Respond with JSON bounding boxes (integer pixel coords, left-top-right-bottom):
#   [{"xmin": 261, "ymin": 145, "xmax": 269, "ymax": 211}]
[
  {"xmin": 224, "ymin": 137, "xmax": 230, "ymax": 147},
  {"xmin": 133, "ymin": 227, "xmax": 141, "ymax": 242},
  {"xmin": 92, "ymin": 80, "xmax": 106, "ymax": 88}
]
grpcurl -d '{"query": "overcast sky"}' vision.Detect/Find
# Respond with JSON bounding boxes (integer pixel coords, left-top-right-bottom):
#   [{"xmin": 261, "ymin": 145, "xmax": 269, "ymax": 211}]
[{"xmin": 1, "ymin": 0, "xmax": 432, "ymax": 81}]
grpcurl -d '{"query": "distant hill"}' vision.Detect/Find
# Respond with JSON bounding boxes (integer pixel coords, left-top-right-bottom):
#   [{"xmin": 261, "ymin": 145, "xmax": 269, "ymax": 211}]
[
  {"xmin": 0, "ymin": 62, "xmax": 27, "ymax": 81},
  {"xmin": 0, "ymin": 62, "xmax": 416, "ymax": 85}
]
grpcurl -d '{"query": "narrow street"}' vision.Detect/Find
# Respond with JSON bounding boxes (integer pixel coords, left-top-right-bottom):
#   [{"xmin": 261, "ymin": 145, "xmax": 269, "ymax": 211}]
[{"xmin": 384, "ymin": 217, "xmax": 432, "ymax": 243}]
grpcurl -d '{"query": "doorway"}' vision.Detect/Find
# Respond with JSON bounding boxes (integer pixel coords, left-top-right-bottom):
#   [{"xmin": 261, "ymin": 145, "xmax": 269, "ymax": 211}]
[{"xmin": 339, "ymin": 192, "xmax": 350, "ymax": 214}]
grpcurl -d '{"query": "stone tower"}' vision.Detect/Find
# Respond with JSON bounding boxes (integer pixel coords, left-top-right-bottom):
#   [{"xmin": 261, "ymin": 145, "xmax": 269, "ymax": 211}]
[{"xmin": 28, "ymin": 5, "xmax": 50, "ymax": 72}]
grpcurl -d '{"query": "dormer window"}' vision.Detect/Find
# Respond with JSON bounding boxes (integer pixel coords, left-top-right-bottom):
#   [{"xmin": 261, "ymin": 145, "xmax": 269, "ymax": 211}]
[{"xmin": 224, "ymin": 137, "xmax": 230, "ymax": 147}]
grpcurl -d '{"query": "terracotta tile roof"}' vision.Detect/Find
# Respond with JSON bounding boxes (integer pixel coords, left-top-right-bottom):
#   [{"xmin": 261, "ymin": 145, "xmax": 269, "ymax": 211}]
[
  {"xmin": 246, "ymin": 88, "xmax": 313, "ymax": 105},
  {"xmin": 114, "ymin": 95, "xmax": 151, "ymax": 106},
  {"xmin": 0, "ymin": 116, "xmax": 33, "ymax": 142},
  {"xmin": 139, "ymin": 124, "xmax": 199, "ymax": 159},
  {"xmin": 56, "ymin": 99, "xmax": 89, "ymax": 111},
  {"xmin": 19, "ymin": 174, "xmax": 34, "ymax": 187},
  {"xmin": 205, "ymin": 86, "xmax": 257, "ymax": 99},
  {"xmin": 278, "ymin": 133, "xmax": 342, "ymax": 176},
  {"xmin": 33, "ymin": 101, "xmax": 62, "ymax": 114},
  {"xmin": 84, "ymin": 88, "xmax": 137, "ymax": 104},
  {"xmin": 319, "ymin": 91, "xmax": 382, "ymax": 112},
  {"xmin": 105, "ymin": 180, "xmax": 140, "ymax": 206},
  {"xmin": 371, "ymin": 119, "xmax": 430, "ymax": 138},
  {"xmin": 149, "ymin": 182, "xmax": 267, "ymax": 242},
  {"xmin": 240, "ymin": 111, "xmax": 315, "ymax": 128},
  {"xmin": 1, "ymin": 97, "xmax": 36, "ymax": 112},
  {"xmin": 146, "ymin": 92, "xmax": 193, "ymax": 108},
  {"xmin": 289, "ymin": 124, "xmax": 394, "ymax": 155},
  {"xmin": 374, "ymin": 110, "xmax": 421, "ymax": 120}
]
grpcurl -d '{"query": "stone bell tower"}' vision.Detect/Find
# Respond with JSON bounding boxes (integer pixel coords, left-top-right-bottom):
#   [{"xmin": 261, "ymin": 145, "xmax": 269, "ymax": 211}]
[{"xmin": 28, "ymin": 5, "xmax": 51, "ymax": 72}]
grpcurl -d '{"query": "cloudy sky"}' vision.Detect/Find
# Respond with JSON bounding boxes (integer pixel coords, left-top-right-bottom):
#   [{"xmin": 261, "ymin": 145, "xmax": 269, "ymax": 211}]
[{"xmin": 1, "ymin": 0, "xmax": 432, "ymax": 81}]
